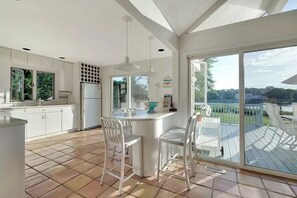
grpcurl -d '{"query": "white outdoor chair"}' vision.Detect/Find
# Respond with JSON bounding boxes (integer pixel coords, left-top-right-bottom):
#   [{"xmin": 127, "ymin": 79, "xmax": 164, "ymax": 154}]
[
  {"xmin": 100, "ymin": 117, "xmax": 142, "ymax": 195},
  {"xmin": 264, "ymin": 103, "xmax": 297, "ymax": 147},
  {"xmin": 157, "ymin": 115, "xmax": 197, "ymax": 191}
]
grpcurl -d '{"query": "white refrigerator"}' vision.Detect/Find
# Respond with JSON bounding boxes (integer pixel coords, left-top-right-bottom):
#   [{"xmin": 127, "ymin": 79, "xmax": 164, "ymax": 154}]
[{"xmin": 81, "ymin": 83, "xmax": 101, "ymax": 130}]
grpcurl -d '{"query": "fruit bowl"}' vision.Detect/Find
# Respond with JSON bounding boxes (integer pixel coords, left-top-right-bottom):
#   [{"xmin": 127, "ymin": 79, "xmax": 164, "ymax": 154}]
[{"xmin": 144, "ymin": 101, "xmax": 159, "ymax": 113}]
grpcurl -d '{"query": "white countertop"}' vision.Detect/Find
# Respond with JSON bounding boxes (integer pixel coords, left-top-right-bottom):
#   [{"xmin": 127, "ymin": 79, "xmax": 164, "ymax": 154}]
[
  {"xmin": 112, "ymin": 111, "xmax": 176, "ymax": 120},
  {"xmin": 0, "ymin": 104, "xmax": 76, "ymax": 111},
  {"xmin": 0, "ymin": 116, "xmax": 27, "ymax": 128}
]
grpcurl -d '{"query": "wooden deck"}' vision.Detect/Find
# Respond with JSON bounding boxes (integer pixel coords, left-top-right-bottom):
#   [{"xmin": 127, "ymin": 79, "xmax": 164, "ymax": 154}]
[{"xmin": 196, "ymin": 123, "xmax": 297, "ymax": 175}]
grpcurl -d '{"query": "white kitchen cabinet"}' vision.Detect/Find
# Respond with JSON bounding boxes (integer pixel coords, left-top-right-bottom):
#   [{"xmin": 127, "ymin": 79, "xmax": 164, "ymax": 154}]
[
  {"xmin": 2, "ymin": 105, "xmax": 77, "ymax": 139},
  {"xmin": 62, "ymin": 105, "xmax": 77, "ymax": 131},
  {"xmin": 26, "ymin": 112, "xmax": 46, "ymax": 138},
  {"xmin": 10, "ymin": 110, "xmax": 27, "ymax": 138},
  {"xmin": 46, "ymin": 111, "xmax": 62, "ymax": 134}
]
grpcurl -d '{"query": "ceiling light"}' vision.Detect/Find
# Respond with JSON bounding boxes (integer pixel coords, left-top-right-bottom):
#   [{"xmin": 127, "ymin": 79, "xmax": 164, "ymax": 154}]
[
  {"xmin": 114, "ymin": 16, "xmax": 140, "ymax": 72},
  {"xmin": 59, "ymin": 56, "xmax": 65, "ymax": 60},
  {"xmin": 158, "ymin": 49, "xmax": 164, "ymax": 52},
  {"xmin": 146, "ymin": 36, "xmax": 158, "ymax": 76},
  {"xmin": 22, "ymin": 48, "xmax": 30, "ymax": 51}
]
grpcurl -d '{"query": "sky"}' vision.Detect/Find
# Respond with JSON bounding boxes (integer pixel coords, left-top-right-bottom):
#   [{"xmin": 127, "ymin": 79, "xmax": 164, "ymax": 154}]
[
  {"xmin": 210, "ymin": 55, "xmax": 239, "ymax": 90},
  {"xmin": 205, "ymin": 45, "xmax": 297, "ymax": 90},
  {"xmin": 207, "ymin": 0, "xmax": 297, "ymax": 90},
  {"xmin": 282, "ymin": 0, "xmax": 297, "ymax": 12}
]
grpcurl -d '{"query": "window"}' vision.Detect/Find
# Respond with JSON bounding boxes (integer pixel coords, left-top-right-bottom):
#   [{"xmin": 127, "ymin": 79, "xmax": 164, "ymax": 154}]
[
  {"xmin": 244, "ymin": 45, "xmax": 297, "ymax": 175},
  {"xmin": 36, "ymin": 71, "xmax": 55, "ymax": 101},
  {"xmin": 112, "ymin": 75, "xmax": 149, "ymax": 112},
  {"xmin": 131, "ymin": 76, "xmax": 149, "ymax": 110},
  {"xmin": 112, "ymin": 76, "xmax": 128, "ymax": 111},
  {"xmin": 11, "ymin": 67, "xmax": 33, "ymax": 101}
]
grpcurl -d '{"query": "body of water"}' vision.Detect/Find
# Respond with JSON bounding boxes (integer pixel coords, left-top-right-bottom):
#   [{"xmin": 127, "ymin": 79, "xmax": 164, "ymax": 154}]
[{"xmin": 280, "ymin": 105, "xmax": 293, "ymax": 112}]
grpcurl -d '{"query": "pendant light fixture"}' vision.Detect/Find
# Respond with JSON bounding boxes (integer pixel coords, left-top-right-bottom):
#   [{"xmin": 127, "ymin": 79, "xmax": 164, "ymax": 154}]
[
  {"xmin": 146, "ymin": 36, "xmax": 158, "ymax": 76},
  {"xmin": 114, "ymin": 15, "xmax": 140, "ymax": 71}
]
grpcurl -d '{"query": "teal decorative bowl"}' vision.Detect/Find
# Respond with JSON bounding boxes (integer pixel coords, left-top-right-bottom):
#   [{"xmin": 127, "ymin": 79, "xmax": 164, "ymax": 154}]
[{"xmin": 145, "ymin": 102, "xmax": 159, "ymax": 113}]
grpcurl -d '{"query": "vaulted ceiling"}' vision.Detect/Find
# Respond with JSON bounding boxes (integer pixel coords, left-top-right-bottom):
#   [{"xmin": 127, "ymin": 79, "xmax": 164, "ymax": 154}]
[{"xmin": 0, "ymin": 0, "xmax": 288, "ymax": 67}]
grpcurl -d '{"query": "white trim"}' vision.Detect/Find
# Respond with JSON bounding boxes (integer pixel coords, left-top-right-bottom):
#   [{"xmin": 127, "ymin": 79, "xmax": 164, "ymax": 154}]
[
  {"xmin": 187, "ymin": 41, "xmax": 297, "ymax": 179},
  {"xmin": 239, "ymin": 51, "xmax": 245, "ymax": 168}
]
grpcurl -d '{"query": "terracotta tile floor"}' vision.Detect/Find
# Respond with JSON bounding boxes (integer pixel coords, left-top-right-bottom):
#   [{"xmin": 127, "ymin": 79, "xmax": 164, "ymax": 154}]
[{"xmin": 25, "ymin": 128, "xmax": 297, "ymax": 198}]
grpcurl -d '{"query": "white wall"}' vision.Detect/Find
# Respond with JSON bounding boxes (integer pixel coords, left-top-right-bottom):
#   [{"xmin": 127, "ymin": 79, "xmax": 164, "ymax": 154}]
[
  {"xmin": 0, "ymin": 46, "xmax": 73, "ymax": 104},
  {"xmin": 100, "ymin": 56, "xmax": 173, "ymax": 117},
  {"xmin": 178, "ymin": 10, "xmax": 297, "ymax": 126}
]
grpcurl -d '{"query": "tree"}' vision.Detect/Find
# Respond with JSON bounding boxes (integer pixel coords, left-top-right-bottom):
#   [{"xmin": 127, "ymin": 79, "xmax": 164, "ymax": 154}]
[
  {"xmin": 36, "ymin": 73, "xmax": 54, "ymax": 100},
  {"xmin": 205, "ymin": 58, "xmax": 216, "ymax": 91},
  {"xmin": 195, "ymin": 58, "xmax": 217, "ymax": 102}
]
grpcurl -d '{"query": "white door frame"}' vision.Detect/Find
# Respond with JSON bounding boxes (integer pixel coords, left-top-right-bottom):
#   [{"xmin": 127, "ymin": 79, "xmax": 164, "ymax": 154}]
[{"xmin": 188, "ymin": 40, "xmax": 297, "ymax": 180}]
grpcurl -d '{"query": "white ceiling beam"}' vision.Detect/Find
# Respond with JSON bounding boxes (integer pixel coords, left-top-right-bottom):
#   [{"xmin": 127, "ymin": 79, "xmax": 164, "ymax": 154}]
[
  {"xmin": 115, "ymin": 0, "xmax": 179, "ymax": 52},
  {"xmin": 181, "ymin": 0, "xmax": 228, "ymax": 37}
]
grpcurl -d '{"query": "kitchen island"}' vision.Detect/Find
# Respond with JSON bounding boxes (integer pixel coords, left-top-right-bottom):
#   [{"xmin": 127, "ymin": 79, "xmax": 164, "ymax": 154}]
[
  {"xmin": 0, "ymin": 116, "xmax": 27, "ymax": 198},
  {"xmin": 112, "ymin": 111, "xmax": 176, "ymax": 177}
]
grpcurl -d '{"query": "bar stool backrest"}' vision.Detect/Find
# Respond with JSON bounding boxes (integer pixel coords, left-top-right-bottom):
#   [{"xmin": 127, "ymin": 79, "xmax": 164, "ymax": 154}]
[
  {"xmin": 101, "ymin": 117, "xmax": 125, "ymax": 146},
  {"xmin": 184, "ymin": 115, "xmax": 197, "ymax": 145}
]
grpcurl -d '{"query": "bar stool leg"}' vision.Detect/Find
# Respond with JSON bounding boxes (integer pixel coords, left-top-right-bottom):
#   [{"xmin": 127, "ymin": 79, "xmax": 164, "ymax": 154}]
[
  {"xmin": 118, "ymin": 145, "xmax": 126, "ymax": 196},
  {"xmin": 100, "ymin": 144, "xmax": 109, "ymax": 185},
  {"xmin": 188, "ymin": 141, "xmax": 195, "ymax": 176},
  {"xmin": 183, "ymin": 146, "xmax": 190, "ymax": 191},
  {"xmin": 157, "ymin": 140, "xmax": 162, "ymax": 181}
]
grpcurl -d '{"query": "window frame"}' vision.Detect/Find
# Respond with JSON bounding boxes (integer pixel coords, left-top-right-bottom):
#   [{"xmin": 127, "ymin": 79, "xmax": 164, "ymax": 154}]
[
  {"xmin": 110, "ymin": 74, "xmax": 150, "ymax": 114},
  {"xmin": 10, "ymin": 66, "xmax": 57, "ymax": 102},
  {"xmin": 187, "ymin": 39, "xmax": 297, "ymax": 180},
  {"xmin": 10, "ymin": 67, "xmax": 34, "ymax": 101}
]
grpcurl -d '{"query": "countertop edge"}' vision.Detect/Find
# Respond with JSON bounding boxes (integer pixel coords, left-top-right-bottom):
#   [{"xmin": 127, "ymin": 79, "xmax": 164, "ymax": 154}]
[
  {"xmin": 112, "ymin": 111, "xmax": 176, "ymax": 120},
  {"xmin": 0, "ymin": 104, "xmax": 76, "ymax": 111},
  {"xmin": 0, "ymin": 117, "xmax": 28, "ymax": 129}
]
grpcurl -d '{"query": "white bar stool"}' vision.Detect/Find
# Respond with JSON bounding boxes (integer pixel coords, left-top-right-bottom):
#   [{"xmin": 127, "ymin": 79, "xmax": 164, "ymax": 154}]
[
  {"xmin": 157, "ymin": 115, "xmax": 196, "ymax": 190},
  {"xmin": 100, "ymin": 117, "xmax": 142, "ymax": 195}
]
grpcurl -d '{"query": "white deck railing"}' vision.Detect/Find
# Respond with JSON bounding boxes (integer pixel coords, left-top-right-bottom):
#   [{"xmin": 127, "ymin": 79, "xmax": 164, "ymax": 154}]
[{"xmin": 194, "ymin": 103, "xmax": 263, "ymax": 126}]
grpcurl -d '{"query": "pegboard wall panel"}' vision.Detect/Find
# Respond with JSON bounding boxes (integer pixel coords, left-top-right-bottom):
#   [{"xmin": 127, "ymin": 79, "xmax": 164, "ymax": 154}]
[{"xmin": 80, "ymin": 63, "xmax": 100, "ymax": 83}]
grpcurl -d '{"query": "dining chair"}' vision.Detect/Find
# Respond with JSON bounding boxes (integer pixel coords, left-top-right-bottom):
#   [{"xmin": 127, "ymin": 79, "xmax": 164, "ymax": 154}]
[
  {"xmin": 157, "ymin": 115, "xmax": 197, "ymax": 190},
  {"xmin": 100, "ymin": 117, "xmax": 142, "ymax": 195}
]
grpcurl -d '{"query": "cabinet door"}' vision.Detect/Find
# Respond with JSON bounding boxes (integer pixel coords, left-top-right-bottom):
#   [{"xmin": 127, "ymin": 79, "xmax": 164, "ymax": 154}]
[
  {"xmin": 62, "ymin": 106, "xmax": 77, "ymax": 131},
  {"xmin": 26, "ymin": 113, "xmax": 46, "ymax": 138},
  {"xmin": 46, "ymin": 111, "xmax": 62, "ymax": 134}
]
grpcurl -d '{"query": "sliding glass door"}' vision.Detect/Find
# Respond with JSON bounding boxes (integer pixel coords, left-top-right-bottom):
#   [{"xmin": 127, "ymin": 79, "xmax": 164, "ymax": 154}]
[
  {"xmin": 190, "ymin": 54, "xmax": 239, "ymax": 164},
  {"xmin": 244, "ymin": 45, "xmax": 297, "ymax": 175}
]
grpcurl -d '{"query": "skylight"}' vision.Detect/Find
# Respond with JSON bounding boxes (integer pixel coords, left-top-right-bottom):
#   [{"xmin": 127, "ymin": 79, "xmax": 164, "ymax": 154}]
[
  {"xmin": 282, "ymin": 0, "xmax": 297, "ymax": 12},
  {"xmin": 129, "ymin": 0, "xmax": 173, "ymax": 32},
  {"xmin": 191, "ymin": 0, "xmax": 293, "ymax": 33}
]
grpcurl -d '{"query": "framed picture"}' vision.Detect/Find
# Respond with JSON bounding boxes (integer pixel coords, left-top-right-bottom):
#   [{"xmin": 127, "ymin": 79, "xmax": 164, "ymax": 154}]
[
  {"xmin": 163, "ymin": 94, "xmax": 172, "ymax": 108},
  {"xmin": 163, "ymin": 76, "xmax": 172, "ymax": 88}
]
